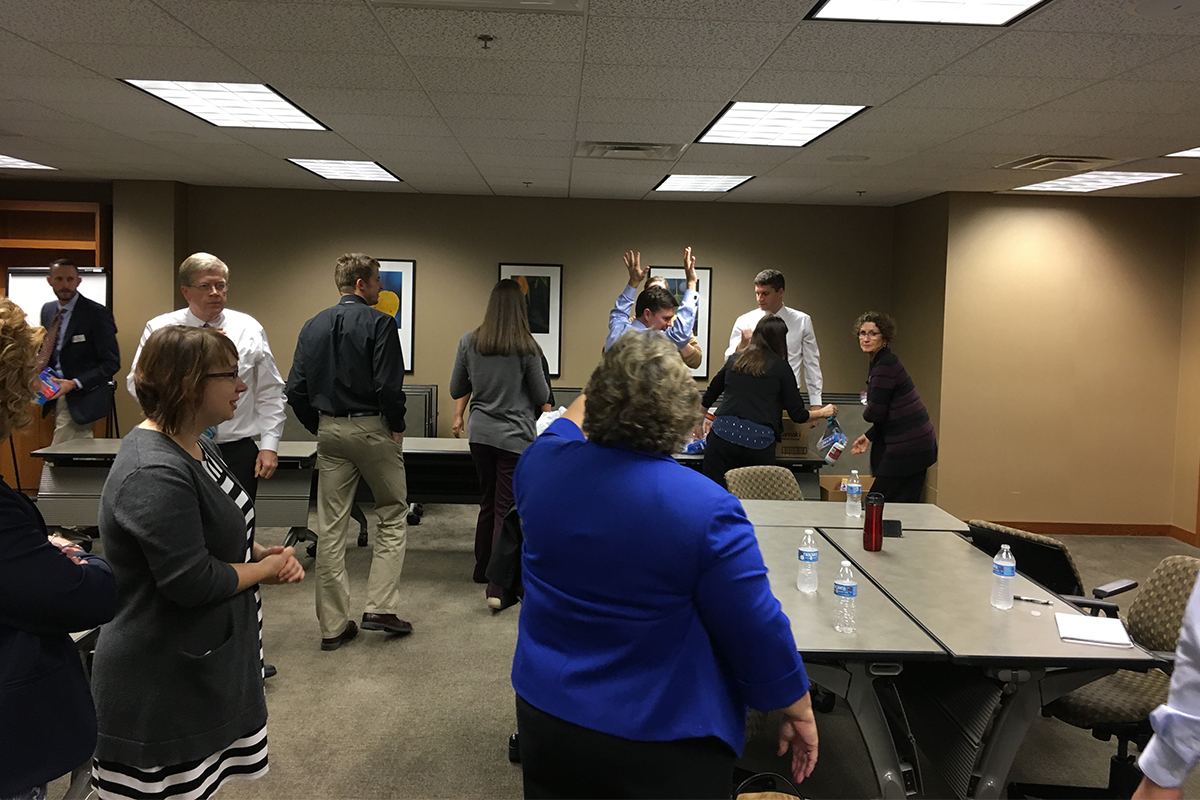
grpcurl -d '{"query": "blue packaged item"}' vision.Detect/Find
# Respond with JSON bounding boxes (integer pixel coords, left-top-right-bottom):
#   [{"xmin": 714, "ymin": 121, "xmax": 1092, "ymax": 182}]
[{"xmin": 36, "ymin": 368, "xmax": 59, "ymax": 406}]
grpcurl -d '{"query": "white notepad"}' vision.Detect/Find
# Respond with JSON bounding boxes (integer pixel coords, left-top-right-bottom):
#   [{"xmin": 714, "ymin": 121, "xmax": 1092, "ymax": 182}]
[{"xmin": 1054, "ymin": 613, "xmax": 1134, "ymax": 648}]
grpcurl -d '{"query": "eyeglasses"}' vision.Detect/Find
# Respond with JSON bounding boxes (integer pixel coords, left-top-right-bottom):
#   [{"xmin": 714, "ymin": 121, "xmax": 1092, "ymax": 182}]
[
  {"xmin": 857, "ymin": 330, "xmax": 882, "ymax": 339},
  {"xmin": 189, "ymin": 282, "xmax": 228, "ymax": 293},
  {"xmin": 205, "ymin": 371, "xmax": 238, "ymax": 381}
]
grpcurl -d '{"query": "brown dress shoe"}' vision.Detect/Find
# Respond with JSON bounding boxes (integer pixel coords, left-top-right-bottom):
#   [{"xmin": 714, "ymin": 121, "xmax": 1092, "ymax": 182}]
[
  {"xmin": 321, "ymin": 620, "xmax": 358, "ymax": 651},
  {"xmin": 361, "ymin": 612, "xmax": 414, "ymax": 635}
]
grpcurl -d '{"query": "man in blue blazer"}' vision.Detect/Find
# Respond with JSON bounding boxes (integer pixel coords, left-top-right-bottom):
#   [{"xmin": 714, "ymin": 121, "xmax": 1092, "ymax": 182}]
[{"xmin": 39, "ymin": 259, "xmax": 120, "ymax": 444}]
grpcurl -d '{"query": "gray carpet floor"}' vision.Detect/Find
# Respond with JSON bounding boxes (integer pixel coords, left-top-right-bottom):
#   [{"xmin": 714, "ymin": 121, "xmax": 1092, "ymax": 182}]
[{"xmin": 48, "ymin": 509, "xmax": 1200, "ymax": 799}]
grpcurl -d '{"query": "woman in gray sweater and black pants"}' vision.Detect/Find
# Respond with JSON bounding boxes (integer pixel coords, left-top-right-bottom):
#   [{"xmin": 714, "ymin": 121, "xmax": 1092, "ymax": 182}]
[{"xmin": 451, "ymin": 280, "xmax": 551, "ymax": 610}]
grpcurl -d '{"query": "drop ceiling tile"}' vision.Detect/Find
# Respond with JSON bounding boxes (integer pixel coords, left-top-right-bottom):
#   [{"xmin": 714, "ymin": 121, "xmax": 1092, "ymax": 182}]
[
  {"xmin": 477, "ymin": 166, "xmax": 570, "ymax": 182},
  {"xmin": 1, "ymin": 0, "xmax": 207, "ymax": 46},
  {"xmin": 39, "ymin": 43, "xmax": 259, "ymax": 82},
  {"xmin": 568, "ymin": 183, "xmax": 652, "ymax": 200},
  {"xmin": 713, "ymin": 176, "xmax": 830, "ymax": 202},
  {"xmin": 326, "ymin": 179, "xmax": 420, "ymax": 193},
  {"xmin": 0, "ymin": 100, "xmax": 80, "ymax": 123},
  {"xmin": 446, "ymin": 118, "xmax": 575, "ymax": 140},
  {"xmin": 736, "ymin": 71, "xmax": 923, "ymax": 106},
  {"xmin": 155, "ymin": 1, "xmax": 395, "ymax": 53},
  {"xmin": 1124, "ymin": 43, "xmax": 1200, "ymax": 82},
  {"xmin": 0, "ymin": 118, "xmax": 136, "ymax": 142},
  {"xmin": 394, "ymin": 165, "xmax": 486, "ymax": 181},
  {"xmin": 365, "ymin": 149, "xmax": 477, "ymax": 169},
  {"xmin": 802, "ymin": 187, "xmax": 936, "ymax": 206},
  {"xmin": 759, "ymin": 160, "xmax": 888, "ymax": 180},
  {"xmin": 885, "ymin": 75, "xmax": 1089, "ymax": 110},
  {"xmin": 975, "ymin": 108, "xmax": 1150, "ymax": 138},
  {"xmin": 942, "ymin": 31, "xmax": 1195, "ymax": 80},
  {"xmin": 348, "ymin": 135, "xmax": 466, "ymax": 155},
  {"xmin": 935, "ymin": 132, "xmax": 1082, "ymax": 154},
  {"xmin": 374, "ymin": 7, "xmax": 583, "ymax": 62},
  {"xmin": 430, "ymin": 93, "xmax": 578, "ymax": 121},
  {"xmin": 1019, "ymin": 0, "xmax": 1200, "ymax": 36},
  {"xmin": 221, "ymin": 129, "xmax": 367, "ymax": 158},
  {"xmin": 581, "ymin": 64, "xmax": 751, "ymax": 101},
  {"xmin": 676, "ymin": 142, "xmax": 796, "ymax": 168},
  {"xmin": 0, "ymin": 30, "xmax": 112, "ymax": 78},
  {"xmin": 643, "ymin": 190, "xmax": 721, "ymax": 202},
  {"xmin": 766, "ymin": 22, "xmax": 1000, "ymax": 75},
  {"xmin": 226, "ymin": 49, "xmax": 422, "ymax": 90},
  {"xmin": 288, "ymin": 90, "xmax": 440, "ymax": 118},
  {"xmin": 577, "ymin": 98, "xmax": 726, "ymax": 129},
  {"xmin": 12, "ymin": 77, "xmax": 139, "ymax": 106},
  {"xmin": 575, "ymin": 121, "xmax": 703, "ymax": 144},
  {"xmin": 482, "ymin": 181, "xmax": 569, "ymax": 198},
  {"xmin": 1117, "ymin": 112, "xmax": 1200, "ymax": 140},
  {"xmin": 1051, "ymin": 80, "xmax": 1200, "ymax": 115},
  {"xmin": 773, "ymin": 147, "xmax": 917, "ymax": 168},
  {"xmin": 810, "ymin": 128, "xmax": 961, "ymax": 151},
  {"xmin": 850, "ymin": 105, "xmax": 1012, "ymax": 136},
  {"xmin": 570, "ymin": 157, "xmax": 673, "ymax": 176},
  {"xmin": 458, "ymin": 137, "xmax": 575, "ymax": 157},
  {"xmin": 317, "ymin": 113, "xmax": 456, "ymax": 137},
  {"xmin": 584, "ymin": 16, "xmax": 795, "ymax": 69},
  {"xmin": 407, "ymin": 58, "xmax": 579, "ymax": 95},
  {"xmin": 589, "ymin": 0, "xmax": 808, "ymax": 22},
  {"xmin": 470, "ymin": 154, "xmax": 573, "ymax": 170},
  {"xmin": 401, "ymin": 174, "xmax": 492, "ymax": 194},
  {"xmin": 1064, "ymin": 134, "xmax": 1200, "ymax": 161}
]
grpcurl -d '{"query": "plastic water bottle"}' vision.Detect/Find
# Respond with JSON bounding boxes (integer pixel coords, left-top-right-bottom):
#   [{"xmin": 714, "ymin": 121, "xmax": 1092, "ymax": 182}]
[
  {"xmin": 991, "ymin": 544, "xmax": 1016, "ymax": 610},
  {"xmin": 797, "ymin": 529, "xmax": 819, "ymax": 593},
  {"xmin": 845, "ymin": 470, "xmax": 863, "ymax": 517},
  {"xmin": 834, "ymin": 561, "xmax": 858, "ymax": 634}
]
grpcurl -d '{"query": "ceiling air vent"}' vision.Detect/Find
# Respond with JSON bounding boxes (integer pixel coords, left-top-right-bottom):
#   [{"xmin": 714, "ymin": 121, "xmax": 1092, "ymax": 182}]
[
  {"xmin": 995, "ymin": 155, "xmax": 1116, "ymax": 172},
  {"xmin": 575, "ymin": 141, "xmax": 687, "ymax": 161},
  {"xmin": 369, "ymin": 0, "xmax": 585, "ymax": 12}
]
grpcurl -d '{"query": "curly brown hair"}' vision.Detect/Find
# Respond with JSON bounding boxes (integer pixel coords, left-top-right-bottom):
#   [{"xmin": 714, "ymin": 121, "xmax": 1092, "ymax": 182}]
[
  {"xmin": 134, "ymin": 326, "xmax": 238, "ymax": 435},
  {"xmin": 0, "ymin": 298, "xmax": 44, "ymax": 442},
  {"xmin": 853, "ymin": 311, "xmax": 896, "ymax": 344},
  {"xmin": 583, "ymin": 331, "xmax": 703, "ymax": 455}
]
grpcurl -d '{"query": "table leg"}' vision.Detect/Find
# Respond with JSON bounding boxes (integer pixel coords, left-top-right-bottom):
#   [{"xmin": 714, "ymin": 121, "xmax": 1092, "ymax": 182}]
[{"xmin": 808, "ymin": 662, "xmax": 912, "ymax": 799}]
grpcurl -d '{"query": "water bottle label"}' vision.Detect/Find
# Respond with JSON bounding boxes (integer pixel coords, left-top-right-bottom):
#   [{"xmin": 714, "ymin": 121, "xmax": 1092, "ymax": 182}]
[
  {"xmin": 800, "ymin": 548, "xmax": 818, "ymax": 562},
  {"xmin": 834, "ymin": 581, "xmax": 857, "ymax": 598},
  {"xmin": 847, "ymin": 485, "xmax": 861, "ymax": 496},
  {"xmin": 993, "ymin": 563, "xmax": 1016, "ymax": 578}
]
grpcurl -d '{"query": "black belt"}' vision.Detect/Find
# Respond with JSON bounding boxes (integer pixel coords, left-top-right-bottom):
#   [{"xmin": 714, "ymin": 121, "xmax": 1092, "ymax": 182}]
[{"xmin": 322, "ymin": 411, "xmax": 379, "ymax": 418}]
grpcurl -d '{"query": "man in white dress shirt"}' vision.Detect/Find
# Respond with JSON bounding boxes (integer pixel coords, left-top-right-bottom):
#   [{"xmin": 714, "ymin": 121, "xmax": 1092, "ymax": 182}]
[
  {"xmin": 724, "ymin": 269, "xmax": 823, "ymax": 417},
  {"xmin": 127, "ymin": 253, "xmax": 286, "ymax": 501}
]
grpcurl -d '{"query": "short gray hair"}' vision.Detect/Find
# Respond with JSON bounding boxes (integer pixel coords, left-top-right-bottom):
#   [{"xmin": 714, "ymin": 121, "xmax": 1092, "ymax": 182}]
[{"xmin": 179, "ymin": 253, "xmax": 229, "ymax": 287}]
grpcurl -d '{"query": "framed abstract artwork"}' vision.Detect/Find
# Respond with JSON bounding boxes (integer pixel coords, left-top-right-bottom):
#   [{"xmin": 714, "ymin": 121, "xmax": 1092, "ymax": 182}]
[
  {"xmin": 499, "ymin": 263, "xmax": 563, "ymax": 377},
  {"xmin": 373, "ymin": 259, "xmax": 415, "ymax": 374},
  {"xmin": 648, "ymin": 265, "xmax": 712, "ymax": 378}
]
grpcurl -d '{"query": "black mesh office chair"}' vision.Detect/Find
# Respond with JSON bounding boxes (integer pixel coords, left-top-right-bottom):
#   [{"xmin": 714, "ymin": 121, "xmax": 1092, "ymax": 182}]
[
  {"xmin": 1009, "ymin": 555, "xmax": 1200, "ymax": 799},
  {"xmin": 966, "ymin": 521, "xmax": 1138, "ymax": 616}
]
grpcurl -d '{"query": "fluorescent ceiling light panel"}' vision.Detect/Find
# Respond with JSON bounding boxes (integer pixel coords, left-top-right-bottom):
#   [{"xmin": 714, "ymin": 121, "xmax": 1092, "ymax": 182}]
[
  {"xmin": 698, "ymin": 102, "xmax": 866, "ymax": 148},
  {"xmin": 124, "ymin": 80, "xmax": 324, "ymax": 129},
  {"xmin": 288, "ymin": 159, "xmax": 400, "ymax": 182},
  {"xmin": 1013, "ymin": 171, "xmax": 1181, "ymax": 193},
  {"xmin": 0, "ymin": 154, "xmax": 56, "ymax": 169},
  {"xmin": 655, "ymin": 175, "xmax": 753, "ymax": 192},
  {"xmin": 808, "ymin": 0, "xmax": 1048, "ymax": 26},
  {"xmin": 1166, "ymin": 146, "xmax": 1200, "ymax": 157}
]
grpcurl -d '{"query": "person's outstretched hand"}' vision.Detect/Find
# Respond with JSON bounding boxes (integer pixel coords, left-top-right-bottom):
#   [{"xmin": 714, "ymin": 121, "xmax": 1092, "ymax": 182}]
[
  {"xmin": 778, "ymin": 692, "xmax": 819, "ymax": 784},
  {"xmin": 623, "ymin": 250, "xmax": 646, "ymax": 287},
  {"xmin": 851, "ymin": 434, "xmax": 869, "ymax": 455}
]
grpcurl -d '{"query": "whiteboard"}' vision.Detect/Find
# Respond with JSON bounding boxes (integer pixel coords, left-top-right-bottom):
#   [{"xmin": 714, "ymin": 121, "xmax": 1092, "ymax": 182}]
[{"xmin": 5, "ymin": 268, "xmax": 110, "ymax": 323}]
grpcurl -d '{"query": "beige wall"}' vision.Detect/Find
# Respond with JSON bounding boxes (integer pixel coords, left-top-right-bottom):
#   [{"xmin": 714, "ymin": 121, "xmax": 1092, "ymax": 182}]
[
  {"xmin": 891, "ymin": 194, "xmax": 950, "ymax": 503},
  {"xmin": 172, "ymin": 186, "xmax": 894, "ymax": 436},
  {"xmin": 1173, "ymin": 198, "xmax": 1200, "ymax": 534},
  {"xmin": 937, "ymin": 193, "xmax": 1188, "ymax": 525}
]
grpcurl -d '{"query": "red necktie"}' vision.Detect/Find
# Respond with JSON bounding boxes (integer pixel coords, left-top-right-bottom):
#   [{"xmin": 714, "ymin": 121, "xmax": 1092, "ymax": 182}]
[{"xmin": 36, "ymin": 306, "xmax": 63, "ymax": 372}]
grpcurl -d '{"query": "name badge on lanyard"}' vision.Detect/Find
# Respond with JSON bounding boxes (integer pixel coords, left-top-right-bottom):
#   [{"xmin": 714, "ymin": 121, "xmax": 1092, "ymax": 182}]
[{"xmin": 860, "ymin": 391, "xmax": 868, "ymax": 405}]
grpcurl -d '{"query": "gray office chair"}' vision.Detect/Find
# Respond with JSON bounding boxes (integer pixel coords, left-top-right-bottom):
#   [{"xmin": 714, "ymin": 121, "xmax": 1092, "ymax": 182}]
[{"xmin": 1010, "ymin": 555, "xmax": 1200, "ymax": 799}]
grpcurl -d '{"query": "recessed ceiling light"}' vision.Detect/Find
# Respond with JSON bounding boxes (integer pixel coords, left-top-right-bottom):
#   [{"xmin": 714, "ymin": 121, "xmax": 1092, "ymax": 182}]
[
  {"xmin": 0, "ymin": 154, "xmax": 56, "ymax": 169},
  {"xmin": 807, "ymin": 0, "xmax": 1050, "ymax": 26},
  {"xmin": 654, "ymin": 175, "xmax": 753, "ymax": 192},
  {"xmin": 1012, "ymin": 171, "xmax": 1181, "ymax": 193},
  {"xmin": 124, "ymin": 80, "xmax": 324, "ymax": 130},
  {"xmin": 1166, "ymin": 146, "xmax": 1200, "ymax": 157},
  {"xmin": 697, "ymin": 102, "xmax": 867, "ymax": 148},
  {"xmin": 288, "ymin": 159, "xmax": 401, "ymax": 182}
]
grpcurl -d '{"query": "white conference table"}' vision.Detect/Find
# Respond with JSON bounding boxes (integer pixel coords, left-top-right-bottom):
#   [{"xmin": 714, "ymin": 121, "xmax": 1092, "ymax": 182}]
[
  {"xmin": 742, "ymin": 498, "xmax": 969, "ymax": 532},
  {"xmin": 745, "ymin": 502, "xmax": 1158, "ymax": 799}
]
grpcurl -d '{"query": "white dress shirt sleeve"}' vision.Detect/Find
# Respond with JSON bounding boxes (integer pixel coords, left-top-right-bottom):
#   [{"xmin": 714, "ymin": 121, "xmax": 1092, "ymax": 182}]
[
  {"xmin": 605, "ymin": 285, "xmax": 637, "ymax": 352},
  {"xmin": 1140, "ymin": 579, "xmax": 1200, "ymax": 788},
  {"xmin": 251, "ymin": 331, "xmax": 287, "ymax": 452},
  {"xmin": 125, "ymin": 320, "xmax": 156, "ymax": 399},
  {"xmin": 725, "ymin": 313, "xmax": 746, "ymax": 359},
  {"xmin": 799, "ymin": 314, "xmax": 822, "ymax": 408}
]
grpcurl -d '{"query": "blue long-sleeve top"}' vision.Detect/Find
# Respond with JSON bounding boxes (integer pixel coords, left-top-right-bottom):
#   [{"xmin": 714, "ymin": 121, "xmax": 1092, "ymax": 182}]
[
  {"xmin": 604, "ymin": 284, "xmax": 698, "ymax": 352},
  {"xmin": 511, "ymin": 418, "xmax": 809, "ymax": 754},
  {"xmin": 1140, "ymin": 577, "xmax": 1200, "ymax": 788}
]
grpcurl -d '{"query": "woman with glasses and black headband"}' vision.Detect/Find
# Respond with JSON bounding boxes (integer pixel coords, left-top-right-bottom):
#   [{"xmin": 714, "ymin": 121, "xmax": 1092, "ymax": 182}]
[
  {"xmin": 91, "ymin": 326, "xmax": 304, "ymax": 800},
  {"xmin": 849, "ymin": 312, "xmax": 938, "ymax": 503}
]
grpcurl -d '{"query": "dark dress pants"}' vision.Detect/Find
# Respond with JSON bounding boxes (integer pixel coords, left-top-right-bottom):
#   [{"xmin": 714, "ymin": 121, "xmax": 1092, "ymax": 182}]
[
  {"xmin": 870, "ymin": 470, "xmax": 927, "ymax": 503},
  {"xmin": 515, "ymin": 694, "xmax": 736, "ymax": 800},
  {"xmin": 217, "ymin": 437, "xmax": 260, "ymax": 501},
  {"xmin": 469, "ymin": 442, "xmax": 519, "ymax": 591},
  {"xmin": 701, "ymin": 433, "xmax": 776, "ymax": 490}
]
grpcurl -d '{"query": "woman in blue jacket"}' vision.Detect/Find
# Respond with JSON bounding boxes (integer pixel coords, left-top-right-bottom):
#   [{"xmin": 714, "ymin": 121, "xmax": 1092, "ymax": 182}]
[
  {"xmin": 0, "ymin": 297, "xmax": 117, "ymax": 799},
  {"xmin": 511, "ymin": 331, "xmax": 818, "ymax": 799}
]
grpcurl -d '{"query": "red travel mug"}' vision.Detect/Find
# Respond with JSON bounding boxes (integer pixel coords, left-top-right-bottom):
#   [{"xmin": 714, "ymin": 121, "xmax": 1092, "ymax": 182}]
[{"xmin": 863, "ymin": 492, "xmax": 885, "ymax": 551}]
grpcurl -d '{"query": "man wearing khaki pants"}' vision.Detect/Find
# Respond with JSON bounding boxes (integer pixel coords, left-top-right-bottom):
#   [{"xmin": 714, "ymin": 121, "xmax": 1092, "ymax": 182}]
[{"xmin": 286, "ymin": 253, "xmax": 411, "ymax": 651}]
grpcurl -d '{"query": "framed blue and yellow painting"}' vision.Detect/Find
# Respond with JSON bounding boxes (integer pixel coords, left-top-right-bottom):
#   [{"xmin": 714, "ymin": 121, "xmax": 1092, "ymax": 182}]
[{"xmin": 373, "ymin": 259, "xmax": 415, "ymax": 374}]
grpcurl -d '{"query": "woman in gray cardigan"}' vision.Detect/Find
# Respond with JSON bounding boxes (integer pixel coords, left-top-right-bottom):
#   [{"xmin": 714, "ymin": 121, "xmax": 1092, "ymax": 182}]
[
  {"xmin": 91, "ymin": 326, "xmax": 304, "ymax": 800},
  {"xmin": 451, "ymin": 279, "xmax": 550, "ymax": 610}
]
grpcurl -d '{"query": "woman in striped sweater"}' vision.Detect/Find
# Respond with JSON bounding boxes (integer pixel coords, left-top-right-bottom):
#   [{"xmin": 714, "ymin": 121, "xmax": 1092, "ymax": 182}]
[{"xmin": 849, "ymin": 312, "xmax": 938, "ymax": 503}]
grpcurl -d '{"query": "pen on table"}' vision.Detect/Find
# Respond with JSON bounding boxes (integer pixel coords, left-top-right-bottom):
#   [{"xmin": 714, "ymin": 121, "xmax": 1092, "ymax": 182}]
[{"xmin": 1014, "ymin": 595, "xmax": 1052, "ymax": 606}]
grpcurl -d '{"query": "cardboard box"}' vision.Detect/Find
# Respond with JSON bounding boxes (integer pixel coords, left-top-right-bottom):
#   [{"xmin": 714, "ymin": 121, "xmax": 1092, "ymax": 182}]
[
  {"xmin": 820, "ymin": 475, "xmax": 875, "ymax": 502},
  {"xmin": 777, "ymin": 418, "xmax": 810, "ymax": 458}
]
